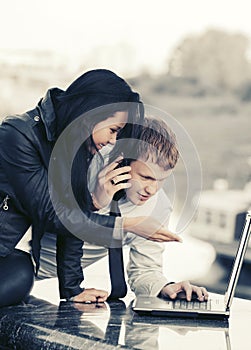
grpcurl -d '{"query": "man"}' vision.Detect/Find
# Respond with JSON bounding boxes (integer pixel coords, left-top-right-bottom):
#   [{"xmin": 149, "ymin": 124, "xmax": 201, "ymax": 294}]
[
  {"xmin": 38, "ymin": 117, "xmax": 208, "ymax": 301},
  {"xmin": 83, "ymin": 117, "xmax": 208, "ymax": 301}
]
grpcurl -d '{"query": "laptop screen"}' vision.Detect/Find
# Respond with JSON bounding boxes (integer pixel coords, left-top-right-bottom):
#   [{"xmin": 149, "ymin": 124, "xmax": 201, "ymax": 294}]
[{"xmin": 224, "ymin": 211, "xmax": 251, "ymax": 309}]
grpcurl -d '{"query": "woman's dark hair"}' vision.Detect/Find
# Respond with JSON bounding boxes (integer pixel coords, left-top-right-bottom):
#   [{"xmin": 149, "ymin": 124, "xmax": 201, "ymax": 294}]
[{"xmin": 51, "ymin": 69, "xmax": 144, "ymax": 210}]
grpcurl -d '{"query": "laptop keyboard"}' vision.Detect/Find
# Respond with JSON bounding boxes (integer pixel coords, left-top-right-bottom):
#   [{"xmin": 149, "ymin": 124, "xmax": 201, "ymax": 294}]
[{"xmin": 173, "ymin": 299, "xmax": 212, "ymax": 310}]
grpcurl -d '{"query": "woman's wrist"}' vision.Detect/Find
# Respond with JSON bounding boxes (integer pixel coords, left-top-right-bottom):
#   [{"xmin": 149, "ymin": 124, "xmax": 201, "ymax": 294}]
[{"xmin": 91, "ymin": 193, "xmax": 102, "ymax": 210}]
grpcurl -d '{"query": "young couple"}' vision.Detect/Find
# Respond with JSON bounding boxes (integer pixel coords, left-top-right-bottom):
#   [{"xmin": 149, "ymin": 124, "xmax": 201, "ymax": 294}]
[
  {"xmin": 38, "ymin": 116, "xmax": 208, "ymax": 303},
  {"xmin": 0, "ymin": 69, "xmax": 208, "ymax": 307}
]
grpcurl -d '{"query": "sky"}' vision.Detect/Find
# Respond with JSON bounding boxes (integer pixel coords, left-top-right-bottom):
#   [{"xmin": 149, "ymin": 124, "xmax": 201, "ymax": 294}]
[{"xmin": 1, "ymin": 0, "xmax": 251, "ymax": 75}]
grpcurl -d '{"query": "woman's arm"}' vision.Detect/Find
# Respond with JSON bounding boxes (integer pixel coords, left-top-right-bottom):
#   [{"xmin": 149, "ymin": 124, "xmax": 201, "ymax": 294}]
[
  {"xmin": 0, "ymin": 121, "xmax": 116, "ymax": 246},
  {"xmin": 56, "ymin": 232, "xmax": 85, "ymax": 299},
  {"xmin": 1, "ymin": 120, "xmax": 180, "ymax": 246}
]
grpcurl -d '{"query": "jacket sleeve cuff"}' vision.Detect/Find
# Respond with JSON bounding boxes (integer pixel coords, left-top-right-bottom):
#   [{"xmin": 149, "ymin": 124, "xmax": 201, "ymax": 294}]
[{"xmin": 60, "ymin": 286, "xmax": 84, "ymax": 300}]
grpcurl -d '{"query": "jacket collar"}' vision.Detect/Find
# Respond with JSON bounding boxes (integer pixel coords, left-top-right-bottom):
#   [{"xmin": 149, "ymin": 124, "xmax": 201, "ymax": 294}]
[{"xmin": 37, "ymin": 88, "xmax": 62, "ymax": 142}]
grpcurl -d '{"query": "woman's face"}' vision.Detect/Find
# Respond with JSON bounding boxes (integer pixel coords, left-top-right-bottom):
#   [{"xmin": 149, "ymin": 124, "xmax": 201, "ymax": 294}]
[{"xmin": 92, "ymin": 111, "xmax": 128, "ymax": 152}]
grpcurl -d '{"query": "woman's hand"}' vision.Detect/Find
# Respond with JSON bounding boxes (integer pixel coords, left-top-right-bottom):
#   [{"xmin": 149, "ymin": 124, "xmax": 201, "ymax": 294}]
[
  {"xmin": 123, "ymin": 216, "xmax": 182, "ymax": 243},
  {"xmin": 73, "ymin": 301, "xmax": 108, "ymax": 313},
  {"xmin": 71, "ymin": 288, "xmax": 108, "ymax": 303},
  {"xmin": 160, "ymin": 281, "xmax": 209, "ymax": 301},
  {"xmin": 92, "ymin": 156, "xmax": 132, "ymax": 209}
]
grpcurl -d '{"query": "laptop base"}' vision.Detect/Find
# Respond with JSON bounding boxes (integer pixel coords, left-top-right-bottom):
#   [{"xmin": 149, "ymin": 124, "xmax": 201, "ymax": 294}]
[{"xmin": 132, "ymin": 295, "xmax": 230, "ymax": 320}]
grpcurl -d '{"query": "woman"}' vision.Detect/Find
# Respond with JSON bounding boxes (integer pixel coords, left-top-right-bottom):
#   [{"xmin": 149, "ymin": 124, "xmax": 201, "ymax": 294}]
[{"xmin": 0, "ymin": 69, "xmax": 180, "ymax": 307}]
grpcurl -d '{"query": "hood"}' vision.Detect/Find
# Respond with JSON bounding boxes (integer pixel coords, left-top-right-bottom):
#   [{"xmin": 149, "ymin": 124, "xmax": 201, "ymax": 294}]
[{"xmin": 37, "ymin": 88, "xmax": 63, "ymax": 142}]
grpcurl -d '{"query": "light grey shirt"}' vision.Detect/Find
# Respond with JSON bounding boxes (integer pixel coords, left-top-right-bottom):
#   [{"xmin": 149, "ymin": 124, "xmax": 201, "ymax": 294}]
[{"xmin": 84, "ymin": 188, "xmax": 173, "ymax": 296}]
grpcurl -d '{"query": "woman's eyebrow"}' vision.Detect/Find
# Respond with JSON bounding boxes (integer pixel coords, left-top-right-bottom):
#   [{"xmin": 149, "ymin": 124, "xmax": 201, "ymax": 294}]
[{"xmin": 111, "ymin": 125, "xmax": 122, "ymax": 130}]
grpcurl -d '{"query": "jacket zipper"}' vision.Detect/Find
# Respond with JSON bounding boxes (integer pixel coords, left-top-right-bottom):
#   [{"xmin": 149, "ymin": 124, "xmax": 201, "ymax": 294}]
[{"xmin": 0, "ymin": 195, "xmax": 9, "ymax": 210}]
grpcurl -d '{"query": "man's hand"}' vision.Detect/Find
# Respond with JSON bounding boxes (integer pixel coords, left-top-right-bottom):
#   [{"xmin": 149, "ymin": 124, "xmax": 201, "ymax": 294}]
[
  {"xmin": 123, "ymin": 216, "xmax": 182, "ymax": 243},
  {"xmin": 160, "ymin": 281, "xmax": 209, "ymax": 302},
  {"xmin": 72, "ymin": 288, "xmax": 108, "ymax": 303}
]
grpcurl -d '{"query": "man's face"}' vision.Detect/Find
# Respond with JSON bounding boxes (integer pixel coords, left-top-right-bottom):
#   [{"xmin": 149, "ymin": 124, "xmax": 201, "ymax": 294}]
[{"xmin": 125, "ymin": 158, "xmax": 172, "ymax": 206}]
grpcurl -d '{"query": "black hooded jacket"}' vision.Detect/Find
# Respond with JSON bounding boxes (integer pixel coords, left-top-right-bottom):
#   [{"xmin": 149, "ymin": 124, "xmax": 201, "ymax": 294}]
[
  {"xmin": 0, "ymin": 69, "xmax": 143, "ymax": 299},
  {"xmin": 0, "ymin": 90, "xmax": 119, "ymax": 299}
]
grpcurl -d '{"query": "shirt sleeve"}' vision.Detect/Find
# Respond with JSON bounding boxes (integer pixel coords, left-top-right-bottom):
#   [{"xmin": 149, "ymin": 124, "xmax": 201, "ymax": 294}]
[
  {"xmin": 127, "ymin": 237, "xmax": 169, "ymax": 296},
  {"xmin": 125, "ymin": 189, "xmax": 173, "ymax": 296}
]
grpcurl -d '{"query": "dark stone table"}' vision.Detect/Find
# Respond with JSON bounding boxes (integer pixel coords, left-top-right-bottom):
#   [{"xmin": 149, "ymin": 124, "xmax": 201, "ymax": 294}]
[
  {"xmin": 1, "ymin": 252, "xmax": 250, "ymax": 350},
  {"xmin": 0, "ymin": 290, "xmax": 250, "ymax": 350},
  {"xmin": 0, "ymin": 297, "xmax": 131, "ymax": 349}
]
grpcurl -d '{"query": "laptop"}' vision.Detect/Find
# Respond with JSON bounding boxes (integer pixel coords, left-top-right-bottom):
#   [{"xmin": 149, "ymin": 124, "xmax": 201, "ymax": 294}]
[{"xmin": 132, "ymin": 210, "xmax": 251, "ymax": 319}]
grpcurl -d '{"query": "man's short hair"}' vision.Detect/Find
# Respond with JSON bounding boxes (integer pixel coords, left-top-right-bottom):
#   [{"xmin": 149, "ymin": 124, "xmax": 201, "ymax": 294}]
[
  {"xmin": 109, "ymin": 116, "xmax": 179, "ymax": 171},
  {"xmin": 133, "ymin": 117, "xmax": 179, "ymax": 170}
]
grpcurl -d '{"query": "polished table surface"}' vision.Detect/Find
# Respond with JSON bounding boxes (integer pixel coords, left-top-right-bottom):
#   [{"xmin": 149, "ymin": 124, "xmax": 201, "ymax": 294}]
[
  {"xmin": 1, "ymin": 250, "xmax": 250, "ymax": 350},
  {"xmin": 0, "ymin": 282, "xmax": 250, "ymax": 350}
]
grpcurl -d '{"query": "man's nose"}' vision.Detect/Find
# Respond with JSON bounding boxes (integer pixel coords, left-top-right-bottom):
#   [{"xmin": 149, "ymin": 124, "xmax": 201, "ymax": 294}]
[{"xmin": 145, "ymin": 183, "xmax": 158, "ymax": 195}]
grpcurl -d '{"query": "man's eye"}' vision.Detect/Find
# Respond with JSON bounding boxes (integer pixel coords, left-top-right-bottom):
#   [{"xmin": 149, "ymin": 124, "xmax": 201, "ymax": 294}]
[{"xmin": 110, "ymin": 129, "xmax": 118, "ymax": 133}]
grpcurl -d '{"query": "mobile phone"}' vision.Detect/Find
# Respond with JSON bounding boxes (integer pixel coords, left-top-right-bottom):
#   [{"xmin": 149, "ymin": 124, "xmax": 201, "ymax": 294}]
[{"xmin": 114, "ymin": 158, "xmax": 131, "ymax": 184}]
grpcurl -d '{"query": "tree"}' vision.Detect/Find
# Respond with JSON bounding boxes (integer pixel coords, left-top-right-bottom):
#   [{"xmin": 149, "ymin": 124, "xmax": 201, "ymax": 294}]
[{"xmin": 168, "ymin": 29, "xmax": 251, "ymax": 90}]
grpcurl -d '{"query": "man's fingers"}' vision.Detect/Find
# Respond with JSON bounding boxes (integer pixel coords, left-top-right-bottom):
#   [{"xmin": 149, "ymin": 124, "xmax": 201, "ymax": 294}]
[
  {"xmin": 169, "ymin": 292, "xmax": 177, "ymax": 299},
  {"xmin": 193, "ymin": 286, "xmax": 209, "ymax": 301},
  {"xmin": 157, "ymin": 229, "xmax": 182, "ymax": 242},
  {"xmin": 184, "ymin": 288, "xmax": 193, "ymax": 301},
  {"xmin": 177, "ymin": 282, "xmax": 209, "ymax": 301},
  {"xmin": 162, "ymin": 281, "xmax": 209, "ymax": 302},
  {"xmin": 148, "ymin": 231, "xmax": 182, "ymax": 243},
  {"xmin": 201, "ymin": 287, "xmax": 209, "ymax": 300},
  {"xmin": 161, "ymin": 232, "xmax": 182, "ymax": 242}
]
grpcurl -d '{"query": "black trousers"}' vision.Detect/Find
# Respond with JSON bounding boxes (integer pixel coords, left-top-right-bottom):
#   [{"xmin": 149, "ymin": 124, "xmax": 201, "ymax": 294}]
[{"xmin": 0, "ymin": 249, "xmax": 34, "ymax": 307}]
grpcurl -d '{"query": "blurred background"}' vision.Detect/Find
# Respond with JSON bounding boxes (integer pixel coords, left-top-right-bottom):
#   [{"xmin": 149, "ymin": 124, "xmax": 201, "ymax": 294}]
[{"xmin": 0, "ymin": 0, "xmax": 250, "ymax": 298}]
